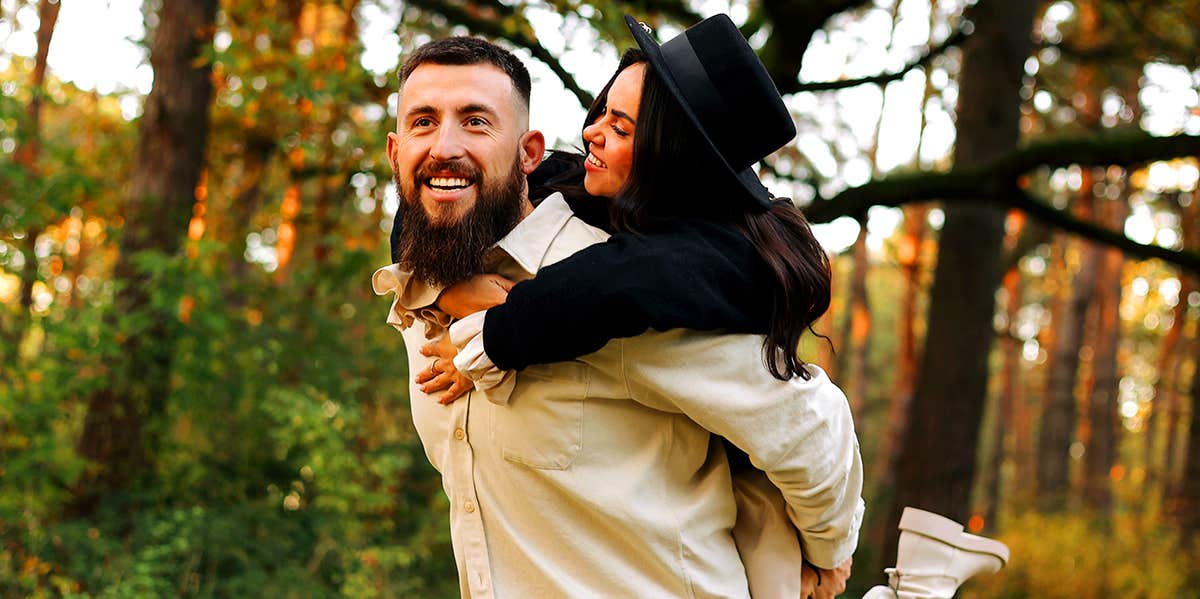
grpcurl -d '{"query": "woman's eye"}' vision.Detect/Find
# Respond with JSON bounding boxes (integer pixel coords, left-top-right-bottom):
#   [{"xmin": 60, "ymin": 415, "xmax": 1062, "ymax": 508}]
[{"xmin": 611, "ymin": 124, "xmax": 629, "ymax": 137}]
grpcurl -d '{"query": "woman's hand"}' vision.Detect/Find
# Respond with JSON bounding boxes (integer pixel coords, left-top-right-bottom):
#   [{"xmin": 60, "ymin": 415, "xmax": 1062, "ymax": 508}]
[
  {"xmin": 436, "ymin": 274, "xmax": 515, "ymax": 319},
  {"xmin": 416, "ymin": 334, "xmax": 473, "ymax": 404}
]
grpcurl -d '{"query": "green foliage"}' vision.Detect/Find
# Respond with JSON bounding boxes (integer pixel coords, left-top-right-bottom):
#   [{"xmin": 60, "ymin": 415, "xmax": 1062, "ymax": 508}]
[
  {"xmin": 1, "ymin": 237, "xmax": 458, "ymax": 596},
  {"xmin": 964, "ymin": 510, "xmax": 1198, "ymax": 599}
]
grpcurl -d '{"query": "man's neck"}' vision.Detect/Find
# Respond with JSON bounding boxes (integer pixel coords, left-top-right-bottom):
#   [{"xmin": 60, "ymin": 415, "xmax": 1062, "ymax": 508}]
[{"xmin": 516, "ymin": 196, "xmax": 534, "ymax": 222}]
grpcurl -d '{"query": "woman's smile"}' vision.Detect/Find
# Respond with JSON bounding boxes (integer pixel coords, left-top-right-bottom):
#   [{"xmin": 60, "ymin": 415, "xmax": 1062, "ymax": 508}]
[{"xmin": 585, "ymin": 153, "xmax": 607, "ymax": 169}]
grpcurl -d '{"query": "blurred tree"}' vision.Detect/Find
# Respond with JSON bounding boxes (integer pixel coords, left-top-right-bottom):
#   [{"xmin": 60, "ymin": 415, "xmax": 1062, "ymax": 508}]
[
  {"xmin": 1178, "ymin": 332, "xmax": 1200, "ymax": 555},
  {"xmin": 1037, "ymin": 185, "xmax": 1100, "ymax": 508},
  {"xmin": 1082, "ymin": 179, "xmax": 1128, "ymax": 515},
  {"xmin": 885, "ymin": 0, "xmax": 1037, "ymax": 562},
  {"xmin": 1036, "ymin": 0, "xmax": 1108, "ymax": 510},
  {"xmin": 71, "ymin": 0, "xmax": 219, "ymax": 516},
  {"xmin": 1, "ymin": 0, "xmax": 59, "ymax": 360}
]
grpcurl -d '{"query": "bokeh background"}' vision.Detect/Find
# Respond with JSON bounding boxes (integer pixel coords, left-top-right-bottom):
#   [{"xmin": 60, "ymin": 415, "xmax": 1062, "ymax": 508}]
[{"xmin": 1, "ymin": 0, "xmax": 1198, "ymax": 596}]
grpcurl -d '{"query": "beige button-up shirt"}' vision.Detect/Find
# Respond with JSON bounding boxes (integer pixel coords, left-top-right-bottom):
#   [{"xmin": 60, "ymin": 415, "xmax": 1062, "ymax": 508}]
[{"xmin": 373, "ymin": 193, "xmax": 863, "ymax": 598}]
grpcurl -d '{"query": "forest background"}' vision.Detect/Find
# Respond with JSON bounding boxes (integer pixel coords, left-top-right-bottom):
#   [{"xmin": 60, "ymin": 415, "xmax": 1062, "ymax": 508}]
[{"xmin": 2, "ymin": 0, "xmax": 1199, "ymax": 596}]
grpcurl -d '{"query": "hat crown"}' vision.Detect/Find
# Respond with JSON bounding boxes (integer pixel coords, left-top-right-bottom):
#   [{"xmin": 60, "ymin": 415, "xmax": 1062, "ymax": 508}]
[{"xmin": 659, "ymin": 15, "xmax": 795, "ymax": 171}]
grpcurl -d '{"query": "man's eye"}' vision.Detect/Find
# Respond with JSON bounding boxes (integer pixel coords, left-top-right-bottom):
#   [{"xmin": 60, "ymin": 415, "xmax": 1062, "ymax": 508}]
[
  {"xmin": 466, "ymin": 117, "xmax": 487, "ymax": 127},
  {"xmin": 414, "ymin": 117, "xmax": 434, "ymax": 127}
]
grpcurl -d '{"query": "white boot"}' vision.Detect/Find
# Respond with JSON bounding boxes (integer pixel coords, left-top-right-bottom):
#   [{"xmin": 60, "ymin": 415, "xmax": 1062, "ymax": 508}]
[{"xmin": 862, "ymin": 507, "xmax": 1009, "ymax": 599}]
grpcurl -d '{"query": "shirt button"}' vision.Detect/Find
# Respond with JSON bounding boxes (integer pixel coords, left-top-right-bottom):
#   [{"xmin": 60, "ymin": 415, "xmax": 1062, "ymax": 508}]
[
  {"xmin": 454, "ymin": 428, "xmax": 466, "ymax": 440},
  {"xmin": 464, "ymin": 500, "xmax": 476, "ymax": 513}
]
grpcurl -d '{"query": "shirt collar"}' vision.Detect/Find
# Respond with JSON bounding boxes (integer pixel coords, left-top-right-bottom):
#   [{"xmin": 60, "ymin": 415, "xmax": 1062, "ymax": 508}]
[{"xmin": 492, "ymin": 192, "xmax": 575, "ymax": 276}]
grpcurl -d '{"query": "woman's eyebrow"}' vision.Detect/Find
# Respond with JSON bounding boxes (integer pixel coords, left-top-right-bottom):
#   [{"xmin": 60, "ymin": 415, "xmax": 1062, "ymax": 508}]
[{"xmin": 610, "ymin": 108, "xmax": 636, "ymax": 125}]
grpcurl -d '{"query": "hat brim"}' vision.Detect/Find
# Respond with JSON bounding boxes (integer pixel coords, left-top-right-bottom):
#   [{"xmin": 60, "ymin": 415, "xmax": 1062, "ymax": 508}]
[{"xmin": 623, "ymin": 15, "xmax": 772, "ymax": 211}]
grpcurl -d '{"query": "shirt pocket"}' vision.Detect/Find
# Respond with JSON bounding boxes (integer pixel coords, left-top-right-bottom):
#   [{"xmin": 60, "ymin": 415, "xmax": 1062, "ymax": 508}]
[{"xmin": 493, "ymin": 361, "xmax": 589, "ymax": 470}]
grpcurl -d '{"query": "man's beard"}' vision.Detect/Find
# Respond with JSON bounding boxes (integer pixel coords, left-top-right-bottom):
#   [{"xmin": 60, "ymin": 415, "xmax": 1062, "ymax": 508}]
[{"xmin": 394, "ymin": 157, "xmax": 525, "ymax": 287}]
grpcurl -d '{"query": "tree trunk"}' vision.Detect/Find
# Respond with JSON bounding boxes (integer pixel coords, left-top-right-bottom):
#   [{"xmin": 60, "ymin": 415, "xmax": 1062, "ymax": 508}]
[
  {"xmin": 1036, "ymin": 186, "xmax": 1102, "ymax": 509},
  {"xmin": 983, "ymin": 262, "xmax": 1023, "ymax": 529},
  {"xmin": 1163, "ymin": 195, "xmax": 1199, "ymax": 501},
  {"xmin": 1163, "ymin": 337, "xmax": 1189, "ymax": 495},
  {"xmin": 314, "ymin": 2, "xmax": 356, "ymax": 268},
  {"xmin": 842, "ymin": 223, "xmax": 871, "ymax": 416},
  {"xmin": 71, "ymin": 0, "xmax": 218, "ymax": 516},
  {"xmin": 1149, "ymin": 276, "xmax": 1184, "ymax": 483},
  {"xmin": 1081, "ymin": 190, "xmax": 1128, "ymax": 513},
  {"xmin": 884, "ymin": 0, "xmax": 1037, "ymax": 568},
  {"xmin": 1036, "ymin": 0, "xmax": 1107, "ymax": 511},
  {"xmin": 3, "ymin": 0, "xmax": 61, "ymax": 360},
  {"xmin": 226, "ymin": 137, "xmax": 275, "ymax": 301},
  {"xmin": 1176, "ymin": 336, "xmax": 1200, "ymax": 551}
]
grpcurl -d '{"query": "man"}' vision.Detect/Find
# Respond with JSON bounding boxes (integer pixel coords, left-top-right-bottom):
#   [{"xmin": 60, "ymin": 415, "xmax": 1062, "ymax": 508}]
[{"xmin": 372, "ymin": 37, "xmax": 862, "ymax": 598}]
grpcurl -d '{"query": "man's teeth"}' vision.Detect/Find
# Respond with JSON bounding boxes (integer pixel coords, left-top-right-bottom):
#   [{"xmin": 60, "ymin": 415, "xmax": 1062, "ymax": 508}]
[
  {"xmin": 586, "ymin": 154, "xmax": 606, "ymax": 168},
  {"xmin": 428, "ymin": 177, "xmax": 471, "ymax": 189}
]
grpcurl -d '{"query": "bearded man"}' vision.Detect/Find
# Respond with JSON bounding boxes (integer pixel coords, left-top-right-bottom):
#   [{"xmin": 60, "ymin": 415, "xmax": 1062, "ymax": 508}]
[{"xmin": 372, "ymin": 36, "xmax": 862, "ymax": 598}]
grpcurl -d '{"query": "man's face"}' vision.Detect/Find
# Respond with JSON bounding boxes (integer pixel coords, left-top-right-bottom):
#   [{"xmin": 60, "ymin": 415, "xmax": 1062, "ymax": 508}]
[
  {"xmin": 389, "ymin": 63, "xmax": 534, "ymax": 226},
  {"xmin": 387, "ymin": 62, "xmax": 544, "ymax": 286}
]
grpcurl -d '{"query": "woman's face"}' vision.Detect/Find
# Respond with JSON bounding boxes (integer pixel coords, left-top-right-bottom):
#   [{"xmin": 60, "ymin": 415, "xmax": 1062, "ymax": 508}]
[{"xmin": 582, "ymin": 62, "xmax": 645, "ymax": 197}]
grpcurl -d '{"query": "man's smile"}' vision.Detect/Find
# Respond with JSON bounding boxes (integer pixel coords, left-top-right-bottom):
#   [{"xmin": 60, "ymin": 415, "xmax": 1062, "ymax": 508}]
[
  {"xmin": 422, "ymin": 174, "xmax": 477, "ymax": 202},
  {"xmin": 428, "ymin": 176, "xmax": 472, "ymax": 189}
]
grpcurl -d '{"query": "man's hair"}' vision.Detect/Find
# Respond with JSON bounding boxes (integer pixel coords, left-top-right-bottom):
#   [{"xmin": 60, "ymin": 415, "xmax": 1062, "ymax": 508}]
[{"xmin": 398, "ymin": 37, "xmax": 532, "ymax": 109}]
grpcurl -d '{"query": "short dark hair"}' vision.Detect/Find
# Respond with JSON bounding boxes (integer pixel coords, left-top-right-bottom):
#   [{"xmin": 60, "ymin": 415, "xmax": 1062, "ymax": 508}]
[{"xmin": 398, "ymin": 37, "xmax": 532, "ymax": 109}]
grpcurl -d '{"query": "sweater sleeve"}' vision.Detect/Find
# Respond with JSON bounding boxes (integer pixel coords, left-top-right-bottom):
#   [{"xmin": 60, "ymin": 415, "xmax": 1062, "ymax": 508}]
[{"xmin": 483, "ymin": 220, "xmax": 772, "ymax": 371}]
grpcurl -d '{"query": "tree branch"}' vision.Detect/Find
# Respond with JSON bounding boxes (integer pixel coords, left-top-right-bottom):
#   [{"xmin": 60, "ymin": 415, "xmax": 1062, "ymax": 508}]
[
  {"xmin": 403, "ymin": 0, "xmax": 595, "ymax": 108},
  {"xmin": 1006, "ymin": 189, "xmax": 1199, "ymax": 272},
  {"xmin": 794, "ymin": 24, "xmax": 970, "ymax": 93},
  {"xmin": 635, "ymin": 0, "xmax": 703, "ymax": 25},
  {"xmin": 759, "ymin": 0, "xmax": 874, "ymax": 95},
  {"xmin": 803, "ymin": 132, "xmax": 1200, "ymax": 273}
]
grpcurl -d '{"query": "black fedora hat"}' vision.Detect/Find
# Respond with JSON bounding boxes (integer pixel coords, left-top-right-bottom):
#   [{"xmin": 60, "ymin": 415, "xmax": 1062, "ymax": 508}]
[{"xmin": 623, "ymin": 13, "xmax": 795, "ymax": 211}]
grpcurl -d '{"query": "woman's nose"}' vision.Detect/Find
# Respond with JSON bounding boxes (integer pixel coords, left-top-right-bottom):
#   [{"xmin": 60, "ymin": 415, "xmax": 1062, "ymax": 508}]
[{"xmin": 582, "ymin": 122, "xmax": 602, "ymax": 147}]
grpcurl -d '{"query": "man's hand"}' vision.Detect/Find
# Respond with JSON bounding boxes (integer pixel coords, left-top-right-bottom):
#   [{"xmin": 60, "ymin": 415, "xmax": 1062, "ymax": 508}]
[
  {"xmin": 436, "ymin": 274, "xmax": 514, "ymax": 319},
  {"xmin": 416, "ymin": 334, "xmax": 473, "ymax": 404},
  {"xmin": 800, "ymin": 557, "xmax": 852, "ymax": 599}
]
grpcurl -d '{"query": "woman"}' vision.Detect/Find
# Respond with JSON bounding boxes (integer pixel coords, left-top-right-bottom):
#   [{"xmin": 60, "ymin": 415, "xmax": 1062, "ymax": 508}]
[{"xmin": 406, "ymin": 15, "xmax": 854, "ymax": 598}]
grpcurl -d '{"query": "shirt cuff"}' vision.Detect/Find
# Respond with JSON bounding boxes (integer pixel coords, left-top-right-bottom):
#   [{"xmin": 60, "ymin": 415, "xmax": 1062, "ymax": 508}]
[
  {"xmin": 450, "ymin": 311, "xmax": 514, "ymax": 404},
  {"xmin": 371, "ymin": 264, "xmax": 451, "ymax": 339},
  {"xmin": 797, "ymin": 497, "xmax": 865, "ymax": 570}
]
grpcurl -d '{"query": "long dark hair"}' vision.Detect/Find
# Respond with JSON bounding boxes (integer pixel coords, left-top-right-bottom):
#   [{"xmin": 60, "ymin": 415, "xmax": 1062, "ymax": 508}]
[
  {"xmin": 530, "ymin": 50, "xmax": 652, "ymax": 210},
  {"xmin": 594, "ymin": 49, "xmax": 833, "ymax": 381}
]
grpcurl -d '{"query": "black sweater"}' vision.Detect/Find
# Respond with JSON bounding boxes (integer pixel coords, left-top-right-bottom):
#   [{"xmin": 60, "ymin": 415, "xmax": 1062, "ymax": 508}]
[{"xmin": 483, "ymin": 214, "xmax": 773, "ymax": 370}]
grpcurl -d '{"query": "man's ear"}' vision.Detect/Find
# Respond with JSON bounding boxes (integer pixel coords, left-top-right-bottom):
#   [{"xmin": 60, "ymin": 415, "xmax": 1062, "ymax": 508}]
[
  {"xmin": 518, "ymin": 129, "xmax": 546, "ymax": 175},
  {"xmin": 385, "ymin": 132, "xmax": 400, "ymax": 174}
]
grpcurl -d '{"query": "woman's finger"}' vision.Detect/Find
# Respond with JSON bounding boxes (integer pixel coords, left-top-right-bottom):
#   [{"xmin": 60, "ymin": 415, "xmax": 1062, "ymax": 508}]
[
  {"xmin": 414, "ymin": 367, "xmax": 433, "ymax": 384},
  {"xmin": 414, "ymin": 359, "xmax": 441, "ymax": 384},
  {"xmin": 421, "ymin": 371, "xmax": 456, "ymax": 394},
  {"xmin": 438, "ymin": 376, "xmax": 474, "ymax": 404}
]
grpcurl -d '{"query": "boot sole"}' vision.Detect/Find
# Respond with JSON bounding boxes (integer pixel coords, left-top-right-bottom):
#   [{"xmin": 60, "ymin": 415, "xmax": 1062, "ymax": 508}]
[{"xmin": 899, "ymin": 507, "xmax": 1011, "ymax": 564}]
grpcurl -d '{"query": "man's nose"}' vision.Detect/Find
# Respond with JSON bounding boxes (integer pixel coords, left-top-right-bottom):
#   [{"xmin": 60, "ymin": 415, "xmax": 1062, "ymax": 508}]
[{"xmin": 429, "ymin": 125, "xmax": 466, "ymax": 160}]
